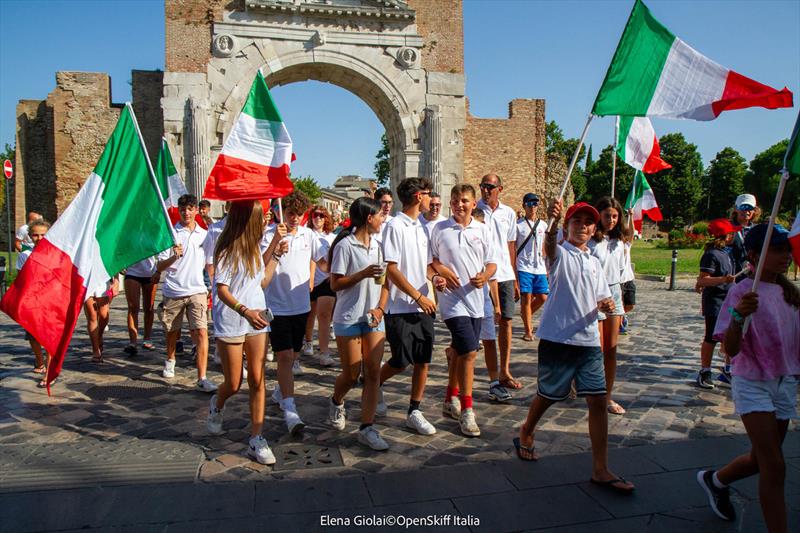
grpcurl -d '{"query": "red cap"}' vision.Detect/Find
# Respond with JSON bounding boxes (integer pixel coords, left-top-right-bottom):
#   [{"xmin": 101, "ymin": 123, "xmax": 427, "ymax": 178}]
[
  {"xmin": 707, "ymin": 218, "xmax": 740, "ymax": 237},
  {"xmin": 564, "ymin": 202, "xmax": 600, "ymax": 224}
]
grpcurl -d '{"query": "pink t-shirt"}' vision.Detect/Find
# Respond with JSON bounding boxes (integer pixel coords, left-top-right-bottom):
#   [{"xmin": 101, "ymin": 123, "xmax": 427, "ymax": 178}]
[{"xmin": 713, "ymin": 277, "xmax": 800, "ymax": 381}]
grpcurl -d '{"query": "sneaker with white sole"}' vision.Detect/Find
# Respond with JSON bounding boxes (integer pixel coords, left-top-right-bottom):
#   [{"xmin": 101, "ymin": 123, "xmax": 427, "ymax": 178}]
[
  {"xmin": 292, "ymin": 359, "xmax": 305, "ymax": 376},
  {"xmin": 442, "ymin": 398, "xmax": 461, "ymax": 420},
  {"xmin": 162, "ymin": 359, "xmax": 176, "ymax": 379},
  {"xmin": 696, "ymin": 470, "xmax": 736, "ymax": 521},
  {"xmin": 328, "ymin": 399, "xmax": 346, "ymax": 430},
  {"xmin": 196, "ymin": 378, "xmax": 218, "ymax": 393},
  {"xmin": 265, "ymin": 347, "xmax": 274, "ymax": 362},
  {"xmin": 284, "ymin": 408, "xmax": 306, "ymax": 435},
  {"xmin": 376, "ymin": 388, "xmax": 388, "ymax": 416},
  {"xmin": 247, "ymin": 435, "xmax": 276, "ymax": 465},
  {"xmin": 315, "ymin": 352, "xmax": 337, "ymax": 367},
  {"xmin": 459, "ymin": 408, "xmax": 481, "ymax": 437},
  {"xmin": 406, "ymin": 409, "xmax": 436, "ymax": 435},
  {"xmin": 488, "ymin": 381, "xmax": 512, "ymax": 402},
  {"xmin": 207, "ymin": 395, "xmax": 224, "ymax": 435},
  {"xmin": 302, "ymin": 341, "xmax": 313, "ymax": 356},
  {"xmin": 271, "ymin": 387, "xmax": 284, "ymax": 410},
  {"xmin": 358, "ymin": 425, "xmax": 389, "ymax": 451},
  {"xmin": 697, "ymin": 370, "xmax": 715, "ymax": 389}
]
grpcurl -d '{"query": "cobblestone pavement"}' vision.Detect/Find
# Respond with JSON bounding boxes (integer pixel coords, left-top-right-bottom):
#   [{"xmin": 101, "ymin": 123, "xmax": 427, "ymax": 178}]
[{"xmin": 1, "ymin": 279, "xmax": 797, "ymax": 488}]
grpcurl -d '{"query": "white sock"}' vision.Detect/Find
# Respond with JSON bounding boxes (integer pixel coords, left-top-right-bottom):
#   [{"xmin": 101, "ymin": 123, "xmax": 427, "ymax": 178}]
[{"xmin": 712, "ymin": 471, "xmax": 727, "ymax": 489}]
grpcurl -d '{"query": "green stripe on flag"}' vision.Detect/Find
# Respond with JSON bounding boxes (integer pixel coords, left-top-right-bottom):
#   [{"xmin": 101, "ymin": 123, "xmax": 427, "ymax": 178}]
[
  {"xmin": 156, "ymin": 138, "xmax": 176, "ymax": 195},
  {"xmin": 93, "ymin": 106, "xmax": 174, "ymax": 275},
  {"xmin": 242, "ymin": 71, "xmax": 283, "ymax": 123},
  {"xmin": 625, "ymin": 170, "xmax": 644, "ymax": 210},
  {"xmin": 785, "ymin": 110, "xmax": 800, "ymax": 176},
  {"xmin": 592, "ymin": 0, "xmax": 675, "ymax": 116}
]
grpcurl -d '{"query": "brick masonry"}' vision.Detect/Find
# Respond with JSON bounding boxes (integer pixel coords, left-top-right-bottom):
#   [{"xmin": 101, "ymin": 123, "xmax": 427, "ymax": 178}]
[
  {"xmin": 165, "ymin": 0, "xmax": 226, "ymax": 73},
  {"xmin": 408, "ymin": 0, "xmax": 464, "ymax": 74}
]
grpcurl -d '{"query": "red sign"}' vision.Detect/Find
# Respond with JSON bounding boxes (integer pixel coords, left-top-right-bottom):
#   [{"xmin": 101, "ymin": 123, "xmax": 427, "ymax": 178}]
[{"xmin": 2, "ymin": 159, "xmax": 11, "ymax": 180}]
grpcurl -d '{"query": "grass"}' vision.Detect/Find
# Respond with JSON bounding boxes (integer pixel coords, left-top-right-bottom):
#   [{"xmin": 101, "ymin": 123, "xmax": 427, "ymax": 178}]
[
  {"xmin": 2, "ymin": 251, "xmax": 19, "ymax": 285},
  {"xmin": 631, "ymin": 240, "xmax": 702, "ymax": 277}
]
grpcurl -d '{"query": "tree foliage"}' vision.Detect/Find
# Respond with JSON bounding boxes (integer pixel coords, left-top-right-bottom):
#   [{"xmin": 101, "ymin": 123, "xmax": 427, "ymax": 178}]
[
  {"xmin": 583, "ymin": 145, "xmax": 635, "ymax": 206},
  {"xmin": 651, "ymin": 133, "xmax": 704, "ymax": 228},
  {"xmin": 545, "ymin": 120, "xmax": 585, "ymax": 165},
  {"xmin": 744, "ymin": 139, "xmax": 799, "ymax": 215},
  {"xmin": 374, "ymin": 133, "xmax": 390, "ymax": 186},
  {"xmin": 702, "ymin": 147, "xmax": 747, "ymax": 219},
  {"xmin": 0, "ymin": 143, "xmax": 14, "ymax": 210},
  {"xmin": 291, "ymin": 175, "xmax": 322, "ymax": 204}
]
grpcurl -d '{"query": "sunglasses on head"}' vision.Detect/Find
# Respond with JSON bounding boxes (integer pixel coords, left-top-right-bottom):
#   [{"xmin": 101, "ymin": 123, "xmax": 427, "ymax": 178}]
[{"xmin": 480, "ymin": 183, "xmax": 499, "ymax": 191}]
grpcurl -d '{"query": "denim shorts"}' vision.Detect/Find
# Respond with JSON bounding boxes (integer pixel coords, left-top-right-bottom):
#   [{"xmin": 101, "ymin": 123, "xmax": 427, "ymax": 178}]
[
  {"xmin": 333, "ymin": 320, "xmax": 385, "ymax": 337},
  {"xmin": 519, "ymin": 271, "xmax": 550, "ymax": 295},
  {"xmin": 537, "ymin": 339, "xmax": 606, "ymax": 401},
  {"xmin": 597, "ymin": 283, "xmax": 625, "ymax": 320},
  {"xmin": 732, "ymin": 375, "xmax": 798, "ymax": 420}
]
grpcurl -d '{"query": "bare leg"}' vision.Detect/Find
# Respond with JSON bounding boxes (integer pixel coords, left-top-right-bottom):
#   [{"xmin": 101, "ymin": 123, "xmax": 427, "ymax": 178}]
[
  {"xmin": 243, "ymin": 334, "xmax": 267, "ymax": 437},
  {"xmin": 530, "ymin": 293, "xmax": 547, "ymax": 316},
  {"xmin": 276, "ymin": 349, "xmax": 295, "ymax": 399},
  {"xmin": 316, "ymin": 296, "xmax": 335, "ymax": 354},
  {"xmin": 166, "ymin": 330, "xmax": 180, "ymax": 362},
  {"xmin": 216, "ymin": 340, "xmax": 244, "ymax": 408},
  {"xmin": 192, "ymin": 328, "xmax": 209, "ymax": 380},
  {"xmin": 410, "ymin": 363, "xmax": 428, "ymax": 402},
  {"xmin": 600, "ymin": 317, "xmax": 622, "ymax": 411},
  {"xmin": 483, "ymin": 339, "xmax": 499, "ymax": 382},
  {"xmin": 379, "ymin": 361, "xmax": 403, "ymax": 386},
  {"xmin": 142, "ymin": 282, "xmax": 157, "ymax": 342},
  {"xmin": 84, "ymin": 299, "xmax": 101, "ymax": 359},
  {"xmin": 498, "ymin": 317, "xmax": 514, "ymax": 381},
  {"xmin": 458, "ymin": 352, "xmax": 477, "ymax": 399},
  {"xmin": 360, "ymin": 332, "xmax": 385, "ymax": 424},
  {"xmin": 305, "ymin": 300, "xmax": 317, "ymax": 345},
  {"xmin": 586, "ymin": 395, "xmax": 633, "ymax": 488},
  {"xmin": 446, "ymin": 346, "xmax": 460, "ymax": 389},
  {"xmin": 30, "ymin": 340, "xmax": 44, "ymax": 369},
  {"xmin": 332, "ymin": 335, "xmax": 362, "ymax": 404},
  {"xmin": 700, "ymin": 341, "xmax": 716, "ymax": 368},
  {"xmin": 520, "ymin": 293, "xmax": 533, "ymax": 339},
  {"xmin": 518, "ymin": 394, "xmax": 555, "ymax": 450},
  {"xmin": 124, "ymin": 278, "xmax": 141, "ymax": 345}
]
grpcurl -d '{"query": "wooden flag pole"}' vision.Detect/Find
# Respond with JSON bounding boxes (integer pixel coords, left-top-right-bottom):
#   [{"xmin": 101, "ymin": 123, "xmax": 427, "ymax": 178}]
[
  {"xmin": 277, "ymin": 197, "xmax": 284, "ymax": 224},
  {"xmin": 611, "ymin": 116, "xmax": 619, "ymax": 197},
  {"xmin": 547, "ymin": 114, "xmax": 595, "ymax": 231}
]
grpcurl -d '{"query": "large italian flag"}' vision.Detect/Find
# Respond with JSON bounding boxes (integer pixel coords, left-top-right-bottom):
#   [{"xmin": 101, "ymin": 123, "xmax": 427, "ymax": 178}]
[
  {"xmin": 156, "ymin": 139, "xmax": 206, "ymax": 229},
  {"xmin": 785, "ymin": 112, "xmax": 800, "ymax": 266},
  {"xmin": 593, "ymin": 0, "xmax": 793, "ymax": 120},
  {"xmin": 625, "ymin": 170, "xmax": 662, "ymax": 231},
  {"xmin": 203, "ymin": 70, "xmax": 294, "ymax": 200},
  {"xmin": 0, "ymin": 105, "xmax": 174, "ymax": 389},
  {"xmin": 616, "ymin": 116, "xmax": 671, "ymax": 173}
]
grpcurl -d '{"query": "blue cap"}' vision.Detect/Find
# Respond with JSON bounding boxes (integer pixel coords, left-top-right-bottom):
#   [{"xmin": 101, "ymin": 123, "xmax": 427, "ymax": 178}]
[
  {"xmin": 743, "ymin": 223, "xmax": 789, "ymax": 251},
  {"xmin": 523, "ymin": 193, "xmax": 540, "ymax": 205}
]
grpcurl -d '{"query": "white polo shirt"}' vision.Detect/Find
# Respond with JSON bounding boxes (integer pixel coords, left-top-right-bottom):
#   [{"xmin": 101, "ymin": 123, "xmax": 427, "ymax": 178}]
[
  {"xmin": 126, "ymin": 255, "xmax": 158, "ymax": 278},
  {"xmin": 477, "ymin": 199, "xmax": 517, "ymax": 283},
  {"xmin": 535, "ymin": 241, "xmax": 611, "ymax": 346},
  {"xmin": 15, "ymin": 224, "xmax": 33, "ymax": 251},
  {"xmin": 621, "ymin": 241, "xmax": 635, "ymax": 283},
  {"xmin": 419, "ymin": 213, "xmax": 446, "ymax": 237},
  {"xmin": 515, "ymin": 218, "xmax": 547, "ymax": 275},
  {"xmin": 203, "ymin": 217, "xmax": 227, "ymax": 266},
  {"xmin": 213, "ymin": 257, "xmax": 268, "ymax": 338},
  {"xmin": 16, "ymin": 249, "xmax": 32, "ymax": 270},
  {"xmin": 588, "ymin": 236, "xmax": 625, "ymax": 285},
  {"xmin": 263, "ymin": 225, "xmax": 328, "ymax": 316},
  {"xmin": 313, "ymin": 231, "xmax": 336, "ymax": 287},
  {"xmin": 158, "ymin": 222, "xmax": 208, "ymax": 298},
  {"xmin": 430, "ymin": 217, "xmax": 498, "ymax": 320},
  {"xmin": 331, "ymin": 233, "xmax": 382, "ymax": 324},
  {"xmin": 382, "ymin": 212, "xmax": 431, "ymax": 314},
  {"xmin": 377, "ymin": 214, "xmax": 394, "ymax": 244}
]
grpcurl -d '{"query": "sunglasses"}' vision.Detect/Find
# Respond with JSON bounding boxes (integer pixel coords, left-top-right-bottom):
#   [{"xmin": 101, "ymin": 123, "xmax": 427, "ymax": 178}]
[
  {"xmin": 524, "ymin": 201, "xmax": 539, "ymax": 207},
  {"xmin": 312, "ymin": 212, "xmax": 326, "ymax": 219},
  {"xmin": 480, "ymin": 183, "xmax": 499, "ymax": 191}
]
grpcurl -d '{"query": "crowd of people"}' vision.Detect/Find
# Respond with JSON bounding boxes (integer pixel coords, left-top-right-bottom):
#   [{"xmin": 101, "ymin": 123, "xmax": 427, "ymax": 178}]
[{"xmin": 13, "ymin": 176, "xmax": 798, "ymax": 530}]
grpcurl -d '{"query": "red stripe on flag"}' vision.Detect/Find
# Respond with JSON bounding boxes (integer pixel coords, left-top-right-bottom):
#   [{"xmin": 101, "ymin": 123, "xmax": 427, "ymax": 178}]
[
  {"xmin": 642, "ymin": 137, "xmax": 672, "ymax": 174},
  {"xmin": 711, "ymin": 71, "xmax": 794, "ymax": 117},
  {"xmin": 0, "ymin": 238, "xmax": 87, "ymax": 392},
  {"xmin": 203, "ymin": 154, "xmax": 294, "ymax": 201}
]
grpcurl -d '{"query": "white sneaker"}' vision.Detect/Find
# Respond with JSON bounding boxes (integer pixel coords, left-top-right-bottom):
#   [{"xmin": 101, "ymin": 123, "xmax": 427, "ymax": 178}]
[
  {"xmin": 358, "ymin": 425, "xmax": 389, "ymax": 451},
  {"xmin": 315, "ymin": 352, "xmax": 337, "ymax": 367},
  {"xmin": 442, "ymin": 398, "xmax": 461, "ymax": 420},
  {"xmin": 206, "ymin": 395, "xmax": 224, "ymax": 435},
  {"xmin": 329, "ymin": 327, "xmax": 336, "ymax": 341},
  {"xmin": 265, "ymin": 346, "xmax": 274, "ymax": 362},
  {"xmin": 292, "ymin": 359, "xmax": 304, "ymax": 376},
  {"xmin": 406, "ymin": 409, "xmax": 436, "ymax": 435},
  {"xmin": 196, "ymin": 377, "xmax": 218, "ymax": 393},
  {"xmin": 284, "ymin": 407, "xmax": 306, "ymax": 435},
  {"xmin": 302, "ymin": 341, "xmax": 313, "ymax": 356},
  {"xmin": 162, "ymin": 359, "xmax": 176, "ymax": 379},
  {"xmin": 459, "ymin": 408, "xmax": 481, "ymax": 437},
  {"xmin": 328, "ymin": 399, "xmax": 346, "ymax": 430},
  {"xmin": 247, "ymin": 435, "xmax": 276, "ymax": 465},
  {"xmin": 271, "ymin": 387, "xmax": 284, "ymax": 410},
  {"xmin": 241, "ymin": 359, "xmax": 248, "ymax": 380},
  {"xmin": 376, "ymin": 388, "xmax": 387, "ymax": 416}
]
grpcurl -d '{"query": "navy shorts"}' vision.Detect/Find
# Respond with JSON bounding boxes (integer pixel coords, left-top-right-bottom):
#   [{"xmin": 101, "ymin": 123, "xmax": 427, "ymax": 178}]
[
  {"xmin": 270, "ymin": 313, "xmax": 309, "ymax": 353},
  {"xmin": 444, "ymin": 316, "xmax": 482, "ymax": 355},
  {"xmin": 385, "ymin": 312, "xmax": 434, "ymax": 368},
  {"xmin": 518, "ymin": 271, "xmax": 549, "ymax": 295},
  {"xmin": 621, "ymin": 280, "xmax": 636, "ymax": 306},
  {"xmin": 311, "ymin": 279, "xmax": 336, "ymax": 301},
  {"xmin": 537, "ymin": 339, "xmax": 606, "ymax": 401}
]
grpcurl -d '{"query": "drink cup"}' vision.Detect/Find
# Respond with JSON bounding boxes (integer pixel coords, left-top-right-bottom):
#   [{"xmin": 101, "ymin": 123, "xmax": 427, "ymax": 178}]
[{"xmin": 374, "ymin": 262, "xmax": 387, "ymax": 285}]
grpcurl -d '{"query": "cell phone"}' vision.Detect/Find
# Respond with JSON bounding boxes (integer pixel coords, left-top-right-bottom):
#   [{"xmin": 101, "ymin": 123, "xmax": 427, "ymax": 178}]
[{"xmin": 261, "ymin": 308, "xmax": 274, "ymax": 322}]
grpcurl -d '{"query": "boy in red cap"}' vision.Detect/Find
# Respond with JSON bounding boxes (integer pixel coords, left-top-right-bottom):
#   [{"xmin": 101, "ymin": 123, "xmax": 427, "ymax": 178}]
[
  {"xmin": 514, "ymin": 199, "xmax": 634, "ymax": 494},
  {"xmin": 695, "ymin": 218, "xmax": 739, "ymax": 389}
]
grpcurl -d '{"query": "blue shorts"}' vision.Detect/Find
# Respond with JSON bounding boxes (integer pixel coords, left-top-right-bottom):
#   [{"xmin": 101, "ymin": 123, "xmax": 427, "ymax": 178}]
[
  {"xmin": 333, "ymin": 320, "xmax": 385, "ymax": 337},
  {"xmin": 444, "ymin": 316, "xmax": 482, "ymax": 355},
  {"xmin": 519, "ymin": 271, "xmax": 549, "ymax": 295},
  {"xmin": 537, "ymin": 339, "xmax": 606, "ymax": 401}
]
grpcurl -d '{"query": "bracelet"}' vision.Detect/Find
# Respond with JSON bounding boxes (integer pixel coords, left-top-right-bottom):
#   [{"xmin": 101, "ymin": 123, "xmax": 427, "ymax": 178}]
[
  {"xmin": 233, "ymin": 302, "xmax": 242, "ymax": 314},
  {"xmin": 728, "ymin": 306, "xmax": 745, "ymax": 325},
  {"xmin": 272, "ymin": 253, "xmax": 282, "ymax": 262},
  {"xmin": 413, "ymin": 293, "xmax": 423, "ymax": 303},
  {"xmin": 376, "ymin": 306, "xmax": 384, "ymax": 314},
  {"xmin": 430, "ymin": 273, "xmax": 439, "ymax": 282},
  {"xmin": 239, "ymin": 306, "xmax": 249, "ymax": 317}
]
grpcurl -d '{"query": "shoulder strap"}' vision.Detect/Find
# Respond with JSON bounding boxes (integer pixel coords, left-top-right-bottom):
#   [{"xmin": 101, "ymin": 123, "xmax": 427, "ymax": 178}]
[{"xmin": 516, "ymin": 219, "xmax": 536, "ymax": 255}]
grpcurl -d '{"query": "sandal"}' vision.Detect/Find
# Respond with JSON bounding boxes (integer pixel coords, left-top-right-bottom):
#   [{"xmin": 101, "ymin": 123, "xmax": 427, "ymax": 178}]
[
  {"xmin": 589, "ymin": 476, "xmax": 635, "ymax": 494},
  {"xmin": 38, "ymin": 378, "xmax": 56, "ymax": 388},
  {"xmin": 91, "ymin": 354, "xmax": 104, "ymax": 364},
  {"xmin": 500, "ymin": 377, "xmax": 523, "ymax": 390},
  {"xmin": 522, "ymin": 334, "xmax": 533, "ymax": 342},
  {"xmin": 513, "ymin": 437, "xmax": 538, "ymax": 461},
  {"xmin": 32, "ymin": 365, "xmax": 47, "ymax": 374},
  {"xmin": 142, "ymin": 341, "xmax": 155, "ymax": 351},
  {"xmin": 607, "ymin": 400, "xmax": 626, "ymax": 415}
]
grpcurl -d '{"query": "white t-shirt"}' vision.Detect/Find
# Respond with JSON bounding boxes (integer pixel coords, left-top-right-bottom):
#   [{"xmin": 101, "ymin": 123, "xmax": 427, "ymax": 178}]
[
  {"xmin": 16, "ymin": 249, "xmax": 32, "ymax": 270},
  {"xmin": 330, "ymin": 233, "xmax": 383, "ymax": 324},
  {"xmin": 263, "ymin": 225, "xmax": 328, "ymax": 316},
  {"xmin": 536, "ymin": 241, "xmax": 611, "ymax": 346},
  {"xmin": 382, "ymin": 212, "xmax": 431, "ymax": 314},
  {"xmin": 126, "ymin": 255, "xmax": 158, "ymax": 278},
  {"xmin": 477, "ymin": 199, "xmax": 517, "ymax": 283},
  {"xmin": 588, "ymin": 236, "xmax": 625, "ymax": 285},
  {"xmin": 430, "ymin": 217, "xmax": 498, "ymax": 320},
  {"xmin": 157, "ymin": 222, "xmax": 208, "ymax": 298},
  {"xmin": 213, "ymin": 256, "xmax": 268, "ymax": 338},
  {"xmin": 377, "ymin": 214, "xmax": 394, "ymax": 244},
  {"xmin": 620, "ymin": 241, "xmax": 635, "ymax": 283},
  {"xmin": 312, "ymin": 231, "xmax": 336, "ymax": 287},
  {"xmin": 515, "ymin": 218, "xmax": 547, "ymax": 275},
  {"xmin": 15, "ymin": 224, "xmax": 33, "ymax": 251},
  {"xmin": 203, "ymin": 217, "xmax": 227, "ymax": 266},
  {"xmin": 419, "ymin": 213, "xmax": 446, "ymax": 237}
]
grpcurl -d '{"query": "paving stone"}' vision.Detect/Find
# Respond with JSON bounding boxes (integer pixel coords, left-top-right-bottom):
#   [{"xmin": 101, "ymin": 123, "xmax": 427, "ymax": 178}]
[
  {"xmin": 255, "ymin": 475, "xmax": 371, "ymax": 514},
  {"xmin": 634, "ymin": 437, "xmax": 751, "ymax": 471}
]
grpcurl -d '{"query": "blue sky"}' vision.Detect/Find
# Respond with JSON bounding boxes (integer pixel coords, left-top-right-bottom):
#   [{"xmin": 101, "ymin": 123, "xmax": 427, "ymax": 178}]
[{"xmin": 1, "ymin": 0, "xmax": 798, "ymax": 187}]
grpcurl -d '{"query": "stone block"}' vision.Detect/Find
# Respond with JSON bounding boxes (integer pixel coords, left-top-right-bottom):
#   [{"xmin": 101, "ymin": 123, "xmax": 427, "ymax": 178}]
[
  {"xmin": 635, "ymin": 436, "xmax": 750, "ymax": 471},
  {"xmin": 254, "ymin": 475, "xmax": 371, "ymax": 514},
  {"xmin": 163, "ymin": 72, "xmax": 207, "ymax": 86},
  {"xmin": 427, "ymin": 72, "xmax": 465, "ymax": 96}
]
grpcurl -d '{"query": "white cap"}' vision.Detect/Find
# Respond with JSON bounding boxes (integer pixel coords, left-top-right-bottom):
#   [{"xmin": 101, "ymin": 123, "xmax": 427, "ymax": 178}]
[{"xmin": 735, "ymin": 193, "xmax": 757, "ymax": 209}]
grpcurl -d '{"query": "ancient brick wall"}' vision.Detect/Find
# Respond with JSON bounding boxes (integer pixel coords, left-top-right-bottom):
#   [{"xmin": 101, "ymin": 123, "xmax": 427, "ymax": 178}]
[
  {"xmin": 132, "ymin": 70, "xmax": 165, "ymax": 161},
  {"xmin": 408, "ymin": 0, "xmax": 464, "ymax": 73},
  {"xmin": 463, "ymin": 99, "xmax": 548, "ymax": 211},
  {"xmin": 14, "ymin": 100, "xmax": 56, "ymax": 227},
  {"xmin": 165, "ymin": 0, "xmax": 228, "ymax": 73}
]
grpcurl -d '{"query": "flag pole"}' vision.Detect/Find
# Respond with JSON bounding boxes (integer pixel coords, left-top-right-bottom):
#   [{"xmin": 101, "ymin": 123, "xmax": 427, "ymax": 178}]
[
  {"xmin": 127, "ymin": 103, "xmax": 178, "ymax": 243},
  {"xmin": 547, "ymin": 114, "xmax": 595, "ymax": 231},
  {"xmin": 611, "ymin": 116, "xmax": 619, "ymax": 197},
  {"xmin": 277, "ymin": 197, "xmax": 284, "ymax": 223}
]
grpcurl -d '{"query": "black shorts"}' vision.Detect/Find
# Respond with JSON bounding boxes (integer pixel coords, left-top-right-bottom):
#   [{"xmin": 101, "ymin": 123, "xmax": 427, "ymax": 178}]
[
  {"xmin": 310, "ymin": 279, "xmax": 336, "ymax": 301},
  {"xmin": 270, "ymin": 313, "xmax": 310, "ymax": 353},
  {"xmin": 703, "ymin": 314, "xmax": 719, "ymax": 344},
  {"xmin": 125, "ymin": 274, "xmax": 155, "ymax": 286},
  {"xmin": 621, "ymin": 280, "xmax": 636, "ymax": 306},
  {"xmin": 444, "ymin": 316, "xmax": 482, "ymax": 355},
  {"xmin": 385, "ymin": 312, "xmax": 434, "ymax": 368},
  {"xmin": 497, "ymin": 280, "xmax": 516, "ymax": 319}
]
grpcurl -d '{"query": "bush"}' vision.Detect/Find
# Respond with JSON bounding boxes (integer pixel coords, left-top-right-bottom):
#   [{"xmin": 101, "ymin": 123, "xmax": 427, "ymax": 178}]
[
  {"xmin": 656, "ymin": 229, "xmax": 706, "ymax": 249},
  {"xmin": 692, "ymin": 221, "xmax": 709, "ymax": 236}
]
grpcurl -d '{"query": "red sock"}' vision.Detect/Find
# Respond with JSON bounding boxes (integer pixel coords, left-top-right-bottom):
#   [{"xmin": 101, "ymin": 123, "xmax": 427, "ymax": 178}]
[
  {"xmin": 459, "ymin": 395, "xmax": 473, "ymax": 410},
  {"xmin": 446, "ymin": 386, "xmax": 459, "ymax": 400}
]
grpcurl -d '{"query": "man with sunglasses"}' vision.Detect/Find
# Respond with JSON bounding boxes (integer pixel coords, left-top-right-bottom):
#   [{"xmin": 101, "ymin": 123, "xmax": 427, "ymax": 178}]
[
  {"xmin": 516, "ymin": 193, "xmax": 550, "ymax": 342},
  {"xmin": 477, "ymin": 173, "xmax": 522, "ymax": 394},
  {"xmin": 375, "ymin": 187, "xmax": 394, "ymax": 238},
  {"xmin": 419, "ymin": 191, "xmax": 447, "ymax": 235}
]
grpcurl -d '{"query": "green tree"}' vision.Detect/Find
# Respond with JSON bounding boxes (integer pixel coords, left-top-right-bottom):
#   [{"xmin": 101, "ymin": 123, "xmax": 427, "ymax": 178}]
[
  {"xmin": 745, "ymin": 139, "xmax": 799, "ymax": 215},
  {"xmin": 0, "ymin": 143, "xmax": 14, "ymax": 211},
  {"xmin": 291, "ymin": 175, "xmax": 322, "ymax": 204},
  {"xmin": 701, "ymin": 147, "xmax": 747, "ymax": 219},
  {"xmin": 583, "ymin": 145, "xmax": 635, "ymax": 206},
  {"xmin": 545, "ymin": 120, "xmax": 586, "ymax": 165},
  {"xmin": 652, "ymin": 133, "xmax": 704, "ymax": 228},
  {"xmin": 374, "ymin": 133, "xmax": 390, "ymax": 186}
]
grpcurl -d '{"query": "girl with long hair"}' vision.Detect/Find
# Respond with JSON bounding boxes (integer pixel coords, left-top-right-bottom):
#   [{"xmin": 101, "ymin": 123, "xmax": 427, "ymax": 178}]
[
  {"xmin": 206, "ymin": 200, "xmax": 287, "ymax": 465},
  {"xmin": 327, "ymin": 197, "xmax": 391, "ymax": 450},
  {"xmin": 589, "ymin": 196, "xmax": 627, "ymax": 415},
  {"xmin": 303, "ymin": 205, "xmax": 337, "ymax": 366}
]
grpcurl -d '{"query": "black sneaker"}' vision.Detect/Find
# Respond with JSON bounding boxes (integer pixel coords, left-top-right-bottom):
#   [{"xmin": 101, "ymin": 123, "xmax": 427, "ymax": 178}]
[
  {"xmin": 175, "ymin": 340, "xmax": 184, "ymax": 354},
  {"xmin": 696, "ymin": 470, "xmax": 735, "ymax": 521},
  {"xmin": 696, "ymin": 370, "xmax": 714, "ymax": 389}
]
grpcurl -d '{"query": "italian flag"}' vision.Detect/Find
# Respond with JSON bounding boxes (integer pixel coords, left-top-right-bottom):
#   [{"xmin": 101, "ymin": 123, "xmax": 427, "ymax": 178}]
[
  {"xmin": 789, "ymin": 213, "xmax": 800, "ymax": 268},
  {"xmin": 593, "ymin": 0, "xmax": 793, "ymax": 120},
  {"xmin": 624, "ymin": 170, "xmax": 663, "ymax": 231},
  {"xmin": 156, "ymin": 139, "xmax": 206, "ymax": 229},
  {"xmin": 0, "ymin": 105, "xmax": 174, "ymax": 390},
  {"xmin": 203, "ymin": 70, "xmax": 294, "ymax": 200},
  {"xmin": 616, "ymin": 116, "xmax": 671, "ymax": 173},
  {"xmin": 785, "ymin": 112, "xmax": 800, "ymax": 266}
]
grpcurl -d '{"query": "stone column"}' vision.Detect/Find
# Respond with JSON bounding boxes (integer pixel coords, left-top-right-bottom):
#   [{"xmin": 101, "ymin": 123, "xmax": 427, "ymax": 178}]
[
  {"xmin": 186, "ymin": 98, "xmax": 210, "ymax": 197},
  {"xmin": 424, "ymin": 106, "xmax": 442, "ymax": 194}
]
